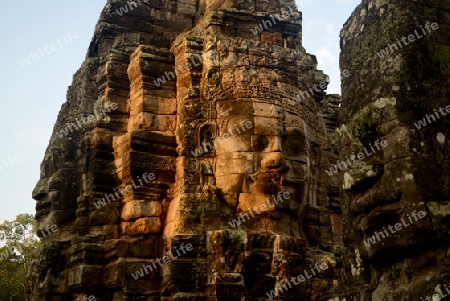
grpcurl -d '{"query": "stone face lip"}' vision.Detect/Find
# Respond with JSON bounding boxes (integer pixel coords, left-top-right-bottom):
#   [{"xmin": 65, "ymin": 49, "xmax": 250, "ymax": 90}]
[{"xmin": 27, "ymin": 0, "xmax": 343, "ymax": 300}]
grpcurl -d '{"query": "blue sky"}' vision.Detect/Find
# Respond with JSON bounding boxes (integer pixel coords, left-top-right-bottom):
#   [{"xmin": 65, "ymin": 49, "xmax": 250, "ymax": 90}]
[{"xmin": 0, "ymin": 0, "xmax": 359, "ymax": 223}]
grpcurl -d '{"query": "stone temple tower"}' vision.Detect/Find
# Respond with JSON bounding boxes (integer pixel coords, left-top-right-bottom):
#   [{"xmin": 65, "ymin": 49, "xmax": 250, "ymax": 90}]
[{"xmin": 28, "ymin": 0, "xmax": 344, "ymax": 300}]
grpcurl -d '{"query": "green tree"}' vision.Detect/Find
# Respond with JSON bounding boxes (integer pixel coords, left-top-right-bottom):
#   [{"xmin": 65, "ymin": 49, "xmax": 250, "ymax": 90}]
[{"xmin": 0, "ymin": 214, "xmax": 39, "ymax": 301}]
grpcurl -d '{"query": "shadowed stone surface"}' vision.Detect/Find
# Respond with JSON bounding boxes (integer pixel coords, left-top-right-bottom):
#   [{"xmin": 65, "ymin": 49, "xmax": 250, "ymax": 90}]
[{"xmin": 335, "ymin": 0, "xmax": 450, "ymax": 300}]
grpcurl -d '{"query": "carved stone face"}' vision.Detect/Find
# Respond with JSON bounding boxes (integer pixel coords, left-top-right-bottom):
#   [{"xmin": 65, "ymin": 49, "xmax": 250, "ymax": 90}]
[
  {"xmin": 343, "ymin": 111, "xmax": 434, "ymax": 261},
  {"xmin": 234, "ymin": 0, "xmax": 255, "ymax": 10},
  {"xmin": 207, "ymin": 90, "xmax": 323, "ymax": 236},
  {"xmin": 181, "ymin": 31, "xmax": 331, "ymax": 240},
  {"xmin": 256, "ymin": 0, "xmax": 269, "ymax": 11},
  {"xmin": 32, "ymin": 137, "xmax": 81, "ymax": 237},
  {"xmin": 214, "ymin": 110, "xmax": 306, "ymax": 190}
]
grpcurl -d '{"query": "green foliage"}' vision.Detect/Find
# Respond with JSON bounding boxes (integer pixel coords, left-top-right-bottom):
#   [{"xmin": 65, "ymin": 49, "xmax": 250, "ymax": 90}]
[{"xmin": 0, "ymin": 214, "xmax": 40, "ymax": 301}]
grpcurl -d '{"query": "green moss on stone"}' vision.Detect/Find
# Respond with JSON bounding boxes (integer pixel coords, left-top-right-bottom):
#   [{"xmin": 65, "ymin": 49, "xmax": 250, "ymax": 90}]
[{"xmin": 348, "ymin": 105, "xmax": 382, "ymax": 153}]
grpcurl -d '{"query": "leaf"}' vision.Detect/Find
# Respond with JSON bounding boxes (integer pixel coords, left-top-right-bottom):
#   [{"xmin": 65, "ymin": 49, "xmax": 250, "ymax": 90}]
[{"xmin": 0, "ymin": 213, "xmax": 40, "ymax": 300}]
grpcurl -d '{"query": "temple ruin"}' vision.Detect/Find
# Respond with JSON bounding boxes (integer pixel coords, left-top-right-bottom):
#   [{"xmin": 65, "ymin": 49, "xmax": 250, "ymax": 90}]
[{"xmin": 28, "ymin": 0, "xmax": 450, "ymax": 300}]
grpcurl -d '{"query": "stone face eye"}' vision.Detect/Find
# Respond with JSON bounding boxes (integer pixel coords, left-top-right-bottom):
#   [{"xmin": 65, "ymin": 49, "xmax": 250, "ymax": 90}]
[
  {"xmin": 284, "ymin": 130, "xmax": 307, "ymax": 157},
  {"xmin": 252, "ymin": 135, "xmax": 269, "ymax": 151},
  {"xmin": 286, "ymin": 142, "xmax": 301, "ymax": 155}
]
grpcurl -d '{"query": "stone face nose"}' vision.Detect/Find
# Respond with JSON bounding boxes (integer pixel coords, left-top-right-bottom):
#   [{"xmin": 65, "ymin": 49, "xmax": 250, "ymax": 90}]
[
  {"xmin": 32, "ymin": 177, "xmax": 47, "ymax": 201},
  {"xmin": 261, "ymin": 152, "xmax": 288, "ymax": 171}
]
